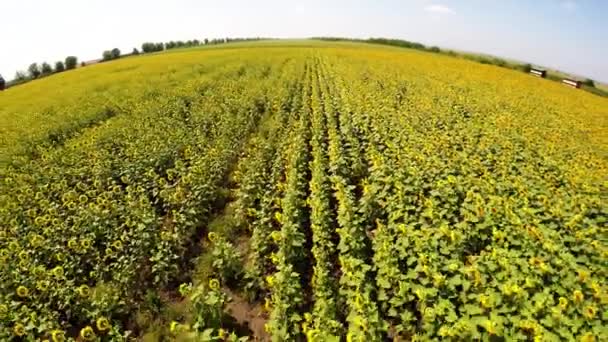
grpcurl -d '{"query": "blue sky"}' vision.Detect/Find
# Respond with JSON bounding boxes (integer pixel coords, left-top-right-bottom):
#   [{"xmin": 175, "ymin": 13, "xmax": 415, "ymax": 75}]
[{"xmin": 1, "ymin": 0, "xmax": 607, "ymax": 82}]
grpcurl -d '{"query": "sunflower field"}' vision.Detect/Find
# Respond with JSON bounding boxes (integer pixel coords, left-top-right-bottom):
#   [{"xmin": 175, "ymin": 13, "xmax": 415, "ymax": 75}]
[{"xmin": 1, "ymin": 41, "xmax": 607, "ymax": 341}]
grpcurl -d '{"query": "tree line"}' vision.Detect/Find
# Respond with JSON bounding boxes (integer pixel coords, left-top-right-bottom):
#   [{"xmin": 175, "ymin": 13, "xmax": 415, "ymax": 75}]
[
  {"xmin": 3, "ymin": 37, "xmax": 268, "ymax": 89},
  {"xmin": 6, "ymin": 56, "xmax": 78, "ymax": 88}
]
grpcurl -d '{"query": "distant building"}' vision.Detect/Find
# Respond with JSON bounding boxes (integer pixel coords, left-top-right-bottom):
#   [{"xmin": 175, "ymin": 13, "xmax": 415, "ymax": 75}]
[
  {"xmin": 530, "ymin": 68, "xmax": 546, "ymax": 78},
  {"xmin": 0, "ymin": 75, "xmax": 5, "ymax": 91},
  {"xmin": 562, "ymin": 78, "xmax": 581, "ymax": 89}
]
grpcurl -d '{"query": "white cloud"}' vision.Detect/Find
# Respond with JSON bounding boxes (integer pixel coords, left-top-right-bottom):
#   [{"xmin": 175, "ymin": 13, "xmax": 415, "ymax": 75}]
[
  {"xmin": 561, "ymin": 1, "xmax": 577, "ymax": 10},
  {"xmin": 424, "ymin": 4, "xmax": 454, "ymax": 14}
]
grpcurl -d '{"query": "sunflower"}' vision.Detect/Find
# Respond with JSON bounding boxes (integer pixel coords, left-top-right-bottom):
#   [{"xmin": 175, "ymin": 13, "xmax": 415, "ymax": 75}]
[
  {"xmin": 35, "ymin": 216, "xmax": 45, "ymax": 226},
  {"xmin": 573, "ymin": 290, "xmax": 584, "ymax": 304},
  {"xmin": 208, "ymin": 232, "xmax": 218, "ymax": 243},
  {"xmin": 51, "ymin": 330, "xmax": 65, "ymax": 342},
  {"xmin": 559, "ymin": 297, "xmax": 568, "ymax": 310},
  {"xmin": 209, "ymin": 278, "xmax": 220, "ymax": 290},
  {"xmin": 584, "ymin": 306, "xmax": 597, "ymax": 320},
  {"xmin": 581, "ymin": 333, "xmax": 596, "ymax": 342},
  {"xmin": 68, "ymin": 239, "xmax": 79, "ymax": 249},
  {"xmin": 52, "ymin": 266, "xmax": 65, "ymax": 279},
  {"xmin": 270, "ymin": 231, "xmax": 281, "ymax": 242},
  {"xmin": 16, "ymin": 285, "xmax": 29, "ymax": 298},
  {"xmin": 112, "ymin": 240, "xmax": 123, "ymax": 250},
  {"xmin": 18, "ymin": 250, "xmax": 30, "ymax": 260},
  {"xmin": 81, "ymin": 239, "xmax": 92, "ymax": 250},
  {"xmin": 77, "ymin": 285, "xmax": 91, "ymax": 297},
  {"xmin": 170, "ymin": 321, "xmax": 180, "ymax": 333},
  {"xmin": 96, "ymin": 317, "xmax": 111, "ymax": 331},
  {"xmin": 37, "ymin": 280, "xmax": 49, "ymax": 292},
  {"xmin": 8, "ymin": 240, "xmax": 20, "ymax": 251},
  {"xmin": 30, "ymin": 234, "xmax": 44, "ymax": 247},
  {"xmin": 80, "ymin": 326, "xmax": 96, "ymax": 341},
  {"xmin": 265, "ymin": 275, "xmax": 274, "ymax": 287},
  {"xmin": 13, "ymin": 323, "xmax": 25, "ymax": 337}
]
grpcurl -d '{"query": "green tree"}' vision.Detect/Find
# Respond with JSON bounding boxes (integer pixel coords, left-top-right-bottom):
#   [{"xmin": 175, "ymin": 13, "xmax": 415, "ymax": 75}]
[
  {"xmin": 14, "ymin": 71, "xmax": 27, "ymax": 81},
  {"xmin": 28, "ymin": 63, "xmax": 41, "ymax": 78},
  {"xmin": 132, "ymin": 48, "xmax": 140, "ymax": 55},
  {"xmin": 582, "ymin": 78, "xmax": 595, "ymax": 87},
  {"xmin": 102, "ymin": 50, "xmax": 113, "ymax": 61},
  {"xmin": 111, "ymin": 48, "xmax": 121, "ymax": 59},
  {"xmin": 65, "ymin": 56, "xmax": 78, "ymax": 70},
  {"xmin": 55, "ymin": 61, "xmax": 65, "ymax": 72},
  {"xmin": 41, "ymin": 62, "xmax": 53, "ymax": 75}
]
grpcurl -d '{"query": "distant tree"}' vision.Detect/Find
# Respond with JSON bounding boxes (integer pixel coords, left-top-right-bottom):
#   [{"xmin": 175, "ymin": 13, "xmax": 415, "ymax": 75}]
[
  {"xmin": 41, "ymin": 62, "xmax": 53, "ymax": 75},
  {"xmin": 204, "ymin": 38, "xmax": 209, "ymax": 45},
  {"xmin": 141, "ymin": 42, "xmax": 152, "ymax": 53},
  {"xmin": 582, "ymin": 78, "xmax": 595, "ymax": 87},
  {"xmin": 521, "ymin": 63, "xmax": 532, "ymax": 73},
  {"xmin": 65, "ymin": 56, "xmax": 78, "ymax": 70},
  {"xmin": 28, "ymin": 63, "xmax": 41, "ymax": 78},
  {"xmin": 111, "ymin": 48, "xmax": 121, "ymax": 59},
  {"xmin": 102, "ymin": 50, "xmax": 113, "ymax": 61},
  {"xmin": 55, "ymin": 61, "xmax": 65, "ymax": 72},
  {"xmin": 81, "ymin": 62, "xmax": 86, "ymax": 67},
  {"xmin": 15, "ymin": 71, "xmax": 27, "ymax": 81},
  {"xmin": 428, "ymin": 46, "xmax": 441, "ymax": 53},
  {"xmin": 132, "ymin": 48, "xmax": 140, "ymax": 55}
]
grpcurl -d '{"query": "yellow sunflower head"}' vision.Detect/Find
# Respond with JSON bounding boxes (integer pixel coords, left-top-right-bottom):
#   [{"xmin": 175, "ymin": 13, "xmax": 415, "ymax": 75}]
[
  {"xmin": 52, "ymin": 266, "xmax": 65, "ymax": 278},
  {"xmin": 51, "ymin": 329, "xmax": 66, "ymax": 342},
  {"xmin": 112, "ymin": 240, "xmax": 123, "ymax": 250},
  {"xmin": 559, "ymin": 297, "xmax": 568, "ymax": 310},
  {"xmin": 584, "ymin": 306, "xmax": 596, "ymax": 320},
  {"xmin": 37, "ymin": 280, "xmax": 49, "ymax": 292},
  {"xmin": 68, "ymin": 239, "xmax": 79, "ymax": 249},
  {"xmin": 209, "ymin": 278, "xmax": 220, "ymax": 290},
  {"xmin": 13, "ymin": 323, "xmax": 26, "ymax": 337},
  {"xmin": 16, "ymin": 285, "xmax": 29, "ymax": 298},
  {"xmin": 80, "ymin": 326, "xmax": 96, "ymax": 341},
  {"xmin": 573, "ymin": 290, "xmax": 584, "ymax": 304},
  {"xmin": 96, "ymin": 317, "xmax": 111, "ymax": 331},
  {"xmin": 77, "ymin": 285, "xmax": 91, "ymax": 297},
  {"xmin": 81, "ymin": 239, "xmax": 92, "ymax": 250}
]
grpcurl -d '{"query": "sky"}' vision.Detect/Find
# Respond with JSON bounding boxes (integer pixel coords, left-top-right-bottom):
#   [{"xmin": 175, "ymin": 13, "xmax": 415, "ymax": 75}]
[{"xmin": 1, "ymin": 0, "xmax": 607, "ymax": 82}]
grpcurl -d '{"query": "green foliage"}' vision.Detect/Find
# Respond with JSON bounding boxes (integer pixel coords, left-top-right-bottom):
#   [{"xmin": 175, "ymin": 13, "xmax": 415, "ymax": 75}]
[
  {"xmin": 102, "ymin": 50, "xmax": 113, "ymax": 61},
  {"xmin": 1, "ymin": 42, "xmax": 606, "ymax": 341},
  {"xmin": 65, "ymin": 56, "xmax": 78, "ymax": 70},
  {"xmin": 40, "ymin": 62, "xmax": 53, "ymax": 75},
  {"xmin": 54, "ymin": 61, "xmax": 65, "ymax": 72},
  {"xmin": 582, "ymin": 78, "xmax": 595, "ymax": 87},
  {"xmin": 27, "ymin": 63, "xmax": 41, "ymax": 78}
]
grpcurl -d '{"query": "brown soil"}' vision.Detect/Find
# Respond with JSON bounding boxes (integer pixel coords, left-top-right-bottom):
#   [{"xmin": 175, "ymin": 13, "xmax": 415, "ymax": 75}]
[{"xmin": 225, "ymin": 288, "xmax": 270, "ymax": 341}]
